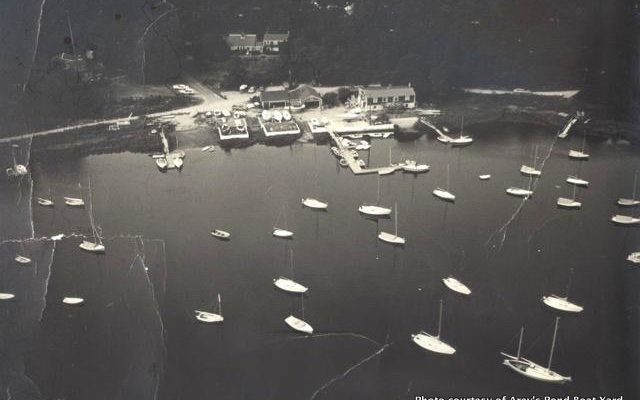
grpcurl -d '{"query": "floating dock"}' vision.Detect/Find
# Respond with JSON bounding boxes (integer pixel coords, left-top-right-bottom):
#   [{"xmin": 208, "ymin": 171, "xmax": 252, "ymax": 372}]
[{"xmin": 328, "ymin": 130, "xmax": 403, "ymax": 175}]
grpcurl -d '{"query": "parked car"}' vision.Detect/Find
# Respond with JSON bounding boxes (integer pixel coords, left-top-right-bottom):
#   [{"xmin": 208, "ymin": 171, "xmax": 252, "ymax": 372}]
[{"xmin": 248, "ymin": 86, "xmax": 256, "ymax": 93}]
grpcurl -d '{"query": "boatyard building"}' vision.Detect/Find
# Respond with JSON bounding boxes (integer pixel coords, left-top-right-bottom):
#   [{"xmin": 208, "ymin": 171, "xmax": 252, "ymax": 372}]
[
  {"xmin": 260, "ymin": 85, "xmax": 322, "ymax": 109},
  {"xmin": 356, "ymin": 85, "xmax": 416, "ymax": 111}
]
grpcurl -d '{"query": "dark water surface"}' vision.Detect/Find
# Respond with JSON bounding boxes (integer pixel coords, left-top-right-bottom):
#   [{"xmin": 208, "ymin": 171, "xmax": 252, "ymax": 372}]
[{"xmin": 1, "ymin": 122, "xmax": 638, "ymax": 399}]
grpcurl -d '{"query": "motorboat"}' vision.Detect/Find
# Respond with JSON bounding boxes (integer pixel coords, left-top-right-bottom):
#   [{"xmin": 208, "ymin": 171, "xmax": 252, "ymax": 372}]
[
  {"xmin": 64, "ymin": 197, "xmax": 85, "ymax": 207},
  {"xmin": 62, "ymin": 297, "xmax": 85, "ymax": 305},
  {"xmin": 284, "ymin": 315, "xmax": 313, "ymax": 334},
  {"xmin": 566, "ymin": 175, "xmax": 588, "ymax": 187},
  {"xmin": 542, "ymin": 295, "xmax": 583, "ymax": 313},
  {"xmin": 14, "ymin": 255, "xmax": 32, "ymax": 265},
  {"xmin": 506, "ymin": 187, "xmax": 533, "ymax": 198},
  {"xmin": 302, "ymin": 198, "xmax": 328, "ymax": 210},
  {"xmin": 611, "ymin": 215, "xmax": 640, "ymax": 225},
  {"xmin": 37, "ymin": 197, "xmax": 54, "ymax": 207},
  {"xmin": 210, "ymin": 229, "xmax": 231, "ymax": 240},
  {"xmin": 273, "ymin": 276, "xmax": 308, "ymax": 293},
  {"xmin": 378, "ymin": 203, "xmax": 405, "ymax": 245},
  {"xmin": 442, "ymin": 276, "xmax": 471, "ymax": 295}
]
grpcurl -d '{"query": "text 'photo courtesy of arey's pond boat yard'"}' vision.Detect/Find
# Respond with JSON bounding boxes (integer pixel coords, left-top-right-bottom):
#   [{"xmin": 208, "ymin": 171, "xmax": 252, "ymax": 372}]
[{"xmin": 0, "ymin": 1, "xmax": 638, "ymax": 399}]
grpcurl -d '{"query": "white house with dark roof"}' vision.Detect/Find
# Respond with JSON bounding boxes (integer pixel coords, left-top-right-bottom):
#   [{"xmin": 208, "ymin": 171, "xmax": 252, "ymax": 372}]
[
  {"xmin": 224, "ymin": 33, "xmax": 263, "ymax": 53},
  {"xmin": 356, "ymin": 85, "xmax": 416, "ymax": 111},
  {"xmin": 262, "ymin": 31, "xmax": 290, "ymax": 53}
]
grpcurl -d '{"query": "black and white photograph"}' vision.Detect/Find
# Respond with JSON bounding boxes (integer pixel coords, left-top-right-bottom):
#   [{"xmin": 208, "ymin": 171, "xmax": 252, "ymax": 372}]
[{"xmin": 0, "ymin": 1, "xmax": 637, "ymax": 399}]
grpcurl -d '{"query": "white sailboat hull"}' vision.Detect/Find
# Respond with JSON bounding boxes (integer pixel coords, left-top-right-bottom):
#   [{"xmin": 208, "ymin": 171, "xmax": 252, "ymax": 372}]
[
  {"xmin": 502, "ymin": 355, "xmax": 571, "ymax": 383},
  {"xmin": 450, "ymin": 136, "xmax": 473, "ymax": 146},
  {"xmin": 433, "ymin": 188, "xmax": 455, "ymax": 202},
  {"xmin": 542, "ymin": 295, "xmax": 583, "ymax": 313},
  {"xmin": 302, "ymin": 198, "xmax": 328, "ymax": 210},
  {"xmin": 411, "ymin": 332, "xmax": 456, "ymax": 355},
  {"xmin": 359, "ymin": 205, "xmax": 392, "ymax": 216},
  {"xmin": 520, "ymin": 165, "xmax": 541, "ymax": 177},
  {"xmin": 285, "ymin": 315, "xmax": 313, "ymax": 334},
  {"xmin": 479, "ymin": 174, "xmax": 491, "ymax": 180},
  {"xmin": 443, "ymin": 277, "xmax": 471, "ymax": 295},
  {"xmin": 195, "ymin": 311, "xmax": 224, "ymax": 323},
  {"xmin": 62, "ymin": 297, "xmax": 85, "ymax": 305},
  {"xmin": 556, "ymin": 197, "xmax": 581, "ymax": 209},
  {"xmin": 506, "ymin": 187, "xmax": 533, "ymax": 198},
  {"xmin": 378, "ymin": 231, "xmax": 405, "ymax": 245},
  {"xmin": 566, "ymin": 176, "xmax": 588, "ymax": 187},
  {"xmin": 617, "ymin": 198, "xmax": 640, "ymax": 207},
  {"xmin": 568, "ymin": 150, "xmax": 589, "ymax": 160},
  {"xmin": 378, "ymin": 167, "xmax": 395, "ymax": 175},
  {"xmin": 273, "ymin": 277, "xmax": 308, "ymax": 293},
  {"xmin": 0, "ymin": 293, "xmax": 16, "ymax": 300},
  {"xmin": 79, "ymin": 241, "xmax": 106, "ymax": 253},
  {"xmin": 273, "ymin": 228, "xmax": 294, "ymax": 238},
  {"xmin": 611, "ymin": 215, "xmax": 640, "ymax": 225}
]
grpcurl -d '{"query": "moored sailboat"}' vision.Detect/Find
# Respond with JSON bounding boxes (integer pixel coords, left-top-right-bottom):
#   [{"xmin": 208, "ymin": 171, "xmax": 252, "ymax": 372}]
[
  {"xmin": 378, "ymin": 203, "xmax": 405, "ymax": 245},
  {"xmin": 284, "ymin": 294, "xmax": 313, "ymax": 334},
  {"xmin": 195, "ymin": 293, "xmax": 224, "ymax": 323},
  {"xmin": 411, "ymin": 299, "xmax": 456, "ymax": 355},
  {"xmin": 79, "ymin": 178, "xmax": 105, "ymax": 253},
  {"xmin": 433, "ymin": 164, "xmax": 455, "ymax": 202},
  {"xmin": 617, "ymin": 172, "xmax": 639, "ymax": 207},
  {"xmin": 442, "ymin": 276, "xmax": 471, "ymax": 295},
  {"xmin": 359, "ymin": 174, "xmax": 392, "ymax": 217}
]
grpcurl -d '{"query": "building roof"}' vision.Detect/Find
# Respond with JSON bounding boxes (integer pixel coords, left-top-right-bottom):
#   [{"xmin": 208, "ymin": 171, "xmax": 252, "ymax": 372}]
[
  {"xmin": 264, "ymin": 31, "xmax": 290, "ymax": 42},
  {"xmin": 225, "ymin": 33, "xmax": 259, "ymax": 48},
  {"xmin": 360, "ymin": 85, "xmax": 416, "ymax": 98},
  {"xmin": 261, "ymin": 85, "xmax": 321, "ymax": 103}
]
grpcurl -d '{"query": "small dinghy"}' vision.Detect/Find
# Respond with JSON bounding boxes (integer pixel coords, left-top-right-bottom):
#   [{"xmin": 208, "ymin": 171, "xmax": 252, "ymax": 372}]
[
  {"xmin": 282, "ymin": 110, "xmax": 292, "ymax": 121},
  {"xmin": 542, "ymin": 295, "xmax": 583, "ymax": 313},
  {"xmin": 442, "ymin": 276, "xmax": 471, "ymax": 295},
  {"xmin": 210, "ymin": 229, "xmax": 231, "ymax": 240},
  {"xmin": 14, "ymin": 255, "xmax": 32, "ymax": 264},
  {"xmin": 173, "ymin": 157, "xmax": 184, "ymax": 169},
  {"xmin": 302, "ymin": 198, "xmax": 328, "ymax": 210},
  {"xmin": 79, "ymin": 241, "xmax": 105, "ymax": 253},
  {"xmin": 378, "ymin": 203, "xmax": 405, "ymax": 245},
  {"xmin": 273, "ymin": 276, "xmax": 308, "ymax": 294},
  {"xmin": 285, "ymin": 315, "xmax": 313, "ymax": 334},
  {"xmin": 566, "ymin": 175, "xmax": 588, "ymax": 187},
  {"xmin": 611, "ymin": 214, "xmax": 640, "ymax": 225},
  {"xmin": 62, "ymin": 297, "xmax": 85, "ymax": 305},
  {"xmin": 627, "ymin": 252, "xmax": 640, "ymax": 264},
  {"xmin": 403, "ymin": 160, "xmax": 430, "ymax": 173},
  {"xmin": 339, "ymin": 158, "xmax": 348, "ymax": 167},
  {"xmin": 568, "ymin": 150, "xmax": 589, "ymax": 160},
  {"xmin": 201, "ymin": 145, "xmax": 215, "ymax": 152},
  {"xmin": 0, "ymin": 293, "xmax": 15, "ymax": 301},
  {"xmin": 64, "ymin": 197, "xmax": 85, "ymax": 207},
  {"xmin": 411, "ymin": 300, "xmax": 456, "ymax": 355},
  {"xmin": 37, "ymin": 197, "xmax": 54, "ymax": 207},
  {"xmin": 155, "ymin": 157, "xmax": 168, "ymax": 169},
  {"xmin": 195, "ymin": 294, "xmax": 224, "ymax": 323},
  {"xmin": 501, "ymin": 319, "xmax": 572, "ymax": 384},
  {"xmin": 433, "ymin": 188, "xmax": 455, "ymax": 202},
  {"xmin": 330, "ymin": 147, "xmax": 341, "ymax": 157},
  {"xmin": 520, "ymin": 165, "xmax": 541, "ymax": 177},
  {"xmin": 273, "ymin": 228, "xmax": 294, "ymax": 238},
  {"xmin": 557, "ymin": 197, "xmax": 581, "ymax": 209},
  {"xmin": 506, "ymin": 187, "xmax": 533, "ymax": 198},
  {"xmin": 479, "ymin": 174, "xmax": 491, "ymax": 180}
]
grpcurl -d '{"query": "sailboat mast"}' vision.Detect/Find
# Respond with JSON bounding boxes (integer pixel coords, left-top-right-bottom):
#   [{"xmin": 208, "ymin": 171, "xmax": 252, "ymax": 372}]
[
  {"xmin": 376, "ymin": 174, "xmax": 381, "ymax": 204},
  {"xmin": 460, "ymin": 116, "xmax": 464, "ymax": 138},
  {"xmin": 565, "ymin": 269, "xmax": 574, "ymax": 298},
  {"xmin": 571, "ymin": 184, "xmax": 577, "ymax": 200},
  {"xmin": 633, "ymin": 172, "xmax": 638, "ymax": 200},
  {"xmin": 394, "ymin": 203, "xmax": 398, "ymax": 235},
  {"xmin": 446, "ymin": 164, "xmax": 450, "ymax": 190},
  {"xmin": 516, "ymin": 326, "xmax": 524, "ymax": 359},
  {"xmin": 547, "ymin": 317, "xmax": 560, "ymax": 370},
  {"xmin": 437, "ymin": 299, "xmax": 443, "ymax": 338},
  {"xmin": 218, "ymin": 293, "xmax": 222, "ymax": 316},
  {"xmin": 301, "ymin": 294, "xmax": 305, "ymax": 320}
]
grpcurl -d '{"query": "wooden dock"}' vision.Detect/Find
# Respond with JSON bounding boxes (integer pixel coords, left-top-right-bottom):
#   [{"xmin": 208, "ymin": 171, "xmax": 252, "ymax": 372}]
[{"xmin": 328, "ymin": 130, "xmax": 403, "ymax": 175}]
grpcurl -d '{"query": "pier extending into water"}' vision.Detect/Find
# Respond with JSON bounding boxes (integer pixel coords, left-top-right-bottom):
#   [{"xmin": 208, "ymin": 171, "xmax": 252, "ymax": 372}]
[{"xmin": 327, "ymin": 130, "xmax": 403, "ymax": 175}]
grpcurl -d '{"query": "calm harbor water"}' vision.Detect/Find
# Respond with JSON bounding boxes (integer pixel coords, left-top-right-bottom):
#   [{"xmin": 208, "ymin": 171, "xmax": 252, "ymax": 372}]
[{"xmin": 0, "ymin": 122, "xmax": 638, "ymax": 399}]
